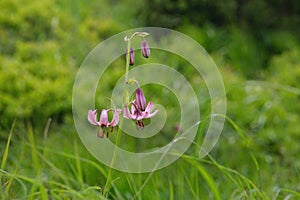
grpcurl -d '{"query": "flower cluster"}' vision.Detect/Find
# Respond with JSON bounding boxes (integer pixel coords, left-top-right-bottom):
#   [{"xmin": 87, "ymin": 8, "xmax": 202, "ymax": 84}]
[{"xmin": 87, "ymin": 32, "xmax": 157, "ymax": 138}]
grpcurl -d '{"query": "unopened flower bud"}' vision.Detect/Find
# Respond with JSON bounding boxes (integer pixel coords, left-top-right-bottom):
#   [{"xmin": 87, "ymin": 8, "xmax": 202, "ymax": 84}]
[
  {"xmin": 126, "ymin": 47, "xmax": 135, "ymax": 65},
  {"xmin": 141, "ymin": 40, "xmax": 150, "ymax": 58}
]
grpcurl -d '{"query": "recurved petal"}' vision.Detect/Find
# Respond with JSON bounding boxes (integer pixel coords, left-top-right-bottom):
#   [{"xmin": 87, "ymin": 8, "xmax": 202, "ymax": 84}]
[
  {"xmin": 99, "ymin": 109, "xmax": 109, "ymax": 126},
  {"xmin": 144, "ymin": 101, "xmax": 153, "ymax": 113},
  {"xmin": 147, "ymin": 109, "xmax": 159, "ymax": 118},
  {"xmin": 143, "ymin": 102, "xmax": 159, "ymax": 118},
  {"xmin": 131, "ymin": 100, "xmax": 137, "ymax": 114},
  {"xmin": 124, "ymin": 106, "xmax": 132, "ymax": 119},
  {"xmin": 87, "ymin": 109, "xmax": 100, "ymax": 126},
  {"xmin": 108, "ymin": 110, "xmax": 120, "ymax": 127}
]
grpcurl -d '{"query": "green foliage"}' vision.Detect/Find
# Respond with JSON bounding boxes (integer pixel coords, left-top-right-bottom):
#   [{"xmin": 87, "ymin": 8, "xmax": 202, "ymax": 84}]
[
  {"xmin": 0, "ymin": 0, "xmax": 56, "ymax": 54},
  {"xmin": 0, "ymin": 0, "xmax": 73, "ymax": 129},
  {"xmin": 0, "ymin": 42, "xmax": 72, "ymax": 125},
  {"xmin": 141, "ymin": 0, "xmax": 300, "ymax": 33},
  {"xmin": 217, "ymin": 46, "xmax": 300, "ymax": 194},
  {"xmin": 141, "ymin": 0, "xmax": 300, "ymax": 77},
  {"xmin": 269, "ymin": 47, "xmax": 300, "ymax": 87}
]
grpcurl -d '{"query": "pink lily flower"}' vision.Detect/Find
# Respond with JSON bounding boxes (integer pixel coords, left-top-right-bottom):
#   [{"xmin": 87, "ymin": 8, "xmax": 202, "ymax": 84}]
[
  {"xmin": 87, "ymin": 109, "xmax": 120, "ymax": 138},
  {"xmin": 124, "ymin": 86, "xmax": 158, "ymax": 129}
]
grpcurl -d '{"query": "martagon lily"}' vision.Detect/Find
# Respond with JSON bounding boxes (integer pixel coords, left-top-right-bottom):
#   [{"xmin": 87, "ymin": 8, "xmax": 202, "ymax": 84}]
[
  {"xmin": 124, "ymin": 84, "xmax": 158, "ymax": 129},
  {"xmin": 87, "ymin": 108, "xmax": 120, "ymax": 138}
]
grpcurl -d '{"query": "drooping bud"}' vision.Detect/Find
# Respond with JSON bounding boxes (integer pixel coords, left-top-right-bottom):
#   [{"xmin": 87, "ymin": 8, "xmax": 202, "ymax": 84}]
[
  {"xmin": 141, "ymin": 40, "xmax": 150, "ymax": 58},
  {"xmin": 126, "ymin": 47, "xmax": 135, "ymax": 65}
]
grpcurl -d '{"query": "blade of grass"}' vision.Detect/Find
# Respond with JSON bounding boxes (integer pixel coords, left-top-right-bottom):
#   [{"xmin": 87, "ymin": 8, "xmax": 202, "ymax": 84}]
[
  {"xmin": 110, "ymin": 177, "xmax": 126, "ymax": 200},
  {"xmin": 110, "ymin": 182, "xmax": 125, "ymax": 200},
  {"xmin": 177, "ymin": 164, "xmax": 184, "ymax": 200},
  {"xmin": 185, "ymin": 159, "xmax": 222, "ymax": 200},
  {"xmin": 1, "ymin": 168, "xmax": 96, "ymax": 198},
  {"xmin": 181, "ymin": 154, "xmax": 267, "ymax": 199},
  {"xmin": 180, "ymin": 165, "xmax": 197, "ymax": 198},
  {"xmin": 1, "ymin": 169, "xmax": 103, "ymax": 199},
  {"xmin": 0, "ymin": 170, "xmax": 28, "ymax": 199},
  {"xmin": 35, "ymin": 151, "xmax": 71, "ymax": 187},
  {"xmin": 192, "ymin": 113, "xmax": 263, "ymax": 198},
  {"xmin": 1, "ymin": 119, "xmax": 16, "ymax": 170},
  {"xmin": 20, "ymin": 141, "xmax": 107, "ymax": 178},
  {"xmin": 124, "ymin": 173, "xmax": 140, "ymax": 199},
  {"xmin": 28, "ymin": 181, "xmax": 39, "ymax": 200},
  {"xmin": 168, "ymin": 178, "xmax": 174, "ymax": 200},
  {"xmin": 43, "ymin": 118, "xmax": 52, "ymax": 140},
  {"xmin": 27, "ymin": 122, "xmax": 40, "ymax": 170},
  {"xmin": 132, "ymin": 121, "xmax": 201, "ymax": 199},
  {"xmin": 279, "ymin": 188, "xmax": 300, "ymax": 198},
  {"xmin": 208, "ymin": 154, "xmax": 265, "ymax": 199},
  {"xmin": 154, "ymin": 173, "xmax": 159, "ymax": 199},
  {"xmin": 214, "ymin": 114, "xmax": 261, "ymax": 189},
  {"xmin": 74, "ymin": 140, "xmax": 84, "ymax": 189},
  {"xmin": 0, "ymin": 169, "xmax": 35, "ymax": 184},
  {"xmin": 1, "ymin": 119, "xmax": 16, "ymax": 199},
  {"xmin": 39, "ymin": 184, "xmax": 48, "ymax": 200},
  {"xmin": 195, "ymin": 169, "xmax": 200, "ymax": 200},
  {"xmin": 4, "ymin": 157, "xmax": 23, "ymax": 196},
  {"xmin": 81, "ymin": 185, "xmax": 102, "ymax": 194}
]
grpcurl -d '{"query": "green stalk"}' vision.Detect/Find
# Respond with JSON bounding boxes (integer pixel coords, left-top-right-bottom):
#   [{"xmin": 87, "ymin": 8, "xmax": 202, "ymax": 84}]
[
  {"xmin": 125, "ymin": 38, "xmax": 131, "ymax": 83},
  {"xmin": 102, "ymin": 36, "xmax": 131, "ymax": 197},
  {"xmin": 103, "ymin": 32, "xmax": 149, "ymax": 197}
]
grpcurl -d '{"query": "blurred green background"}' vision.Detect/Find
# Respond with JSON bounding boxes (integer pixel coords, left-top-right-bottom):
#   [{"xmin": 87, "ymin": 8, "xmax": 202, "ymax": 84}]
[{"xmin": 1, "ymin": 0, "xmax": 300, "ymax": 199}]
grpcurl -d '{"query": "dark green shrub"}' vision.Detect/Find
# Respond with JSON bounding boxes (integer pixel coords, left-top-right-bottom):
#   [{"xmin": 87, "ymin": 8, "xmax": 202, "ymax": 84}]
[{"xmin": 0, "ymin": 0, "xmax": 74, "ymax": 129}]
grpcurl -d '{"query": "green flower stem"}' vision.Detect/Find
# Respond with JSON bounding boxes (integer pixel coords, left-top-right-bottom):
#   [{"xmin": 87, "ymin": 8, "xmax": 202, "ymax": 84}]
[
  {"xmin": 125, "ymin": 38, "xmax": 131, "ymax": 84},
  {"xmin": 103, "ymin": 32, "xmax": 149, "ymax": 197},
  {"xmin": 103, "ymin": 35, "xmax": 132, "ymax": 197}
]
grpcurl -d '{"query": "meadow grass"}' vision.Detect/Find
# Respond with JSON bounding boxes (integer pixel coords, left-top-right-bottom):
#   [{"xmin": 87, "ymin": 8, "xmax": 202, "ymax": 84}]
[{"xmin": 1, "ymin": 113, "xmax": 300, "ymax": 199}]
